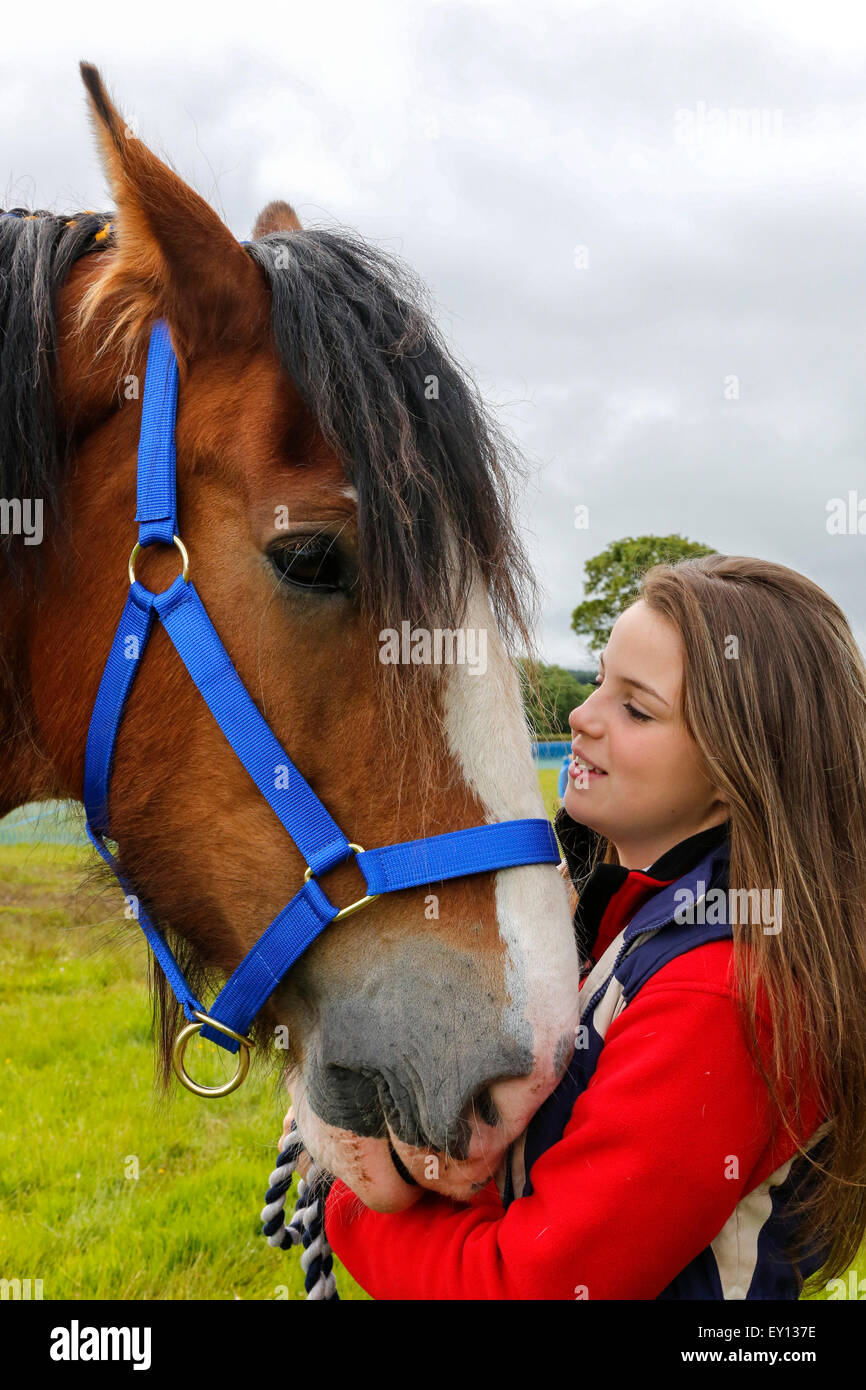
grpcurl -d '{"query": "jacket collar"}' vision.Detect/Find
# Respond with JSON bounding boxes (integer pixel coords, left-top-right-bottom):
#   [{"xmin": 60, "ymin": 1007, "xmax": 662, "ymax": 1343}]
[{"xmin": 553, "ymin": 808, "xmax": 731, "ymax": 964}]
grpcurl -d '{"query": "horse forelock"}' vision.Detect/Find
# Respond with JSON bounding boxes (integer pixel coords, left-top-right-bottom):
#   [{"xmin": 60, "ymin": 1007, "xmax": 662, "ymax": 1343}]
[{"xmin": 245, "ymin": 229, "xmax": 539, "ymax": 663}]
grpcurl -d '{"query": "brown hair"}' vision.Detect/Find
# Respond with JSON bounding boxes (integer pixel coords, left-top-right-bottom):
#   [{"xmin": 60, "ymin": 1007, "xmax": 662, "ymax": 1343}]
[{"xmin": 581, "ymin": 554, "xmax": 866, "ymax": 1284}]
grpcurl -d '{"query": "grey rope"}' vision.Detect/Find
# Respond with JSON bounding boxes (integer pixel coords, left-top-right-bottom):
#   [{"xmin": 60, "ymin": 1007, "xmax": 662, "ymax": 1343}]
[{"xmin": 261, "ymin": 1124, "xmax": 340, "ymax": 1300}]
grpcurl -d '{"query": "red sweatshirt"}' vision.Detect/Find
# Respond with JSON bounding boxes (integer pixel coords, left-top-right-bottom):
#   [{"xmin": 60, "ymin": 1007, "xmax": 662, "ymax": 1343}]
[{"xmin": 323, "ymin": 826, "xmax": 826, "ymax": 1300}]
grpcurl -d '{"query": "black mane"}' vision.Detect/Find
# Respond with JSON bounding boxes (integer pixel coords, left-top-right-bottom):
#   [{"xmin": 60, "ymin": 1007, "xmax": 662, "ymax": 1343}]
[
  {"xmin": 246, "ymin": 228, "xmax": 536, "ymax": 651},
  {"xmin": 0, "ymin": 208, "xmax": 115, "ymax": 583}
]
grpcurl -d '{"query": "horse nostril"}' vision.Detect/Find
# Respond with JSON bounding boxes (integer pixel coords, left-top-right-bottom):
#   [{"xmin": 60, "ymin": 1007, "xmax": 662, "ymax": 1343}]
[{"xmin": 467, "ymin": 1085, "xmax": 501, "ymax": 1130}]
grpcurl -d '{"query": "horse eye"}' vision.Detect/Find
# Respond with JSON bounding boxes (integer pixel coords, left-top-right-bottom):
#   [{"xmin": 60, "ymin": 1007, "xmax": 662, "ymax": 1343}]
[{"xmin": 268, "ymin": 537, "xmax": 345, "ymax": 592}]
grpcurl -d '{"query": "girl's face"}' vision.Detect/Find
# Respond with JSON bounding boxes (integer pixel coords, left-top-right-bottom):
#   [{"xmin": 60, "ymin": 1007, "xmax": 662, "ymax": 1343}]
[{"xmin": 564, "ymin": 600, "xmax": 728, "ymax": 869}]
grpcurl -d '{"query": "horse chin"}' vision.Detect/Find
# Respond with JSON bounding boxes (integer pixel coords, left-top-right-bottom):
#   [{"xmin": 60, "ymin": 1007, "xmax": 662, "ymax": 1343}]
[
  {"xmin": 386, "ymin": 1126, "xmax": 510, "ymax": 1202},
  {"xmin": 289, "ymin": 1074, "xmax": 425, "ymax": 1213},
  {"xmin": 287, "ymin": 1073, "xmax": 515, "ymax": 1212}
]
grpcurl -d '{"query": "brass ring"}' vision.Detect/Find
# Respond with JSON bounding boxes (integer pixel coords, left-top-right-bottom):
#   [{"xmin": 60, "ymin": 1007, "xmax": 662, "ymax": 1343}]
[
  {"xmin": 172, "ymin": 1010, "xmax": 254, "ymax": 1097},
  {"xmin": 303, "ymin": 842, "xmax": 380, "ymax": 920},
  {"xmin": 128, "ymin": 534, "xmax": 190, "ymax": 588}
]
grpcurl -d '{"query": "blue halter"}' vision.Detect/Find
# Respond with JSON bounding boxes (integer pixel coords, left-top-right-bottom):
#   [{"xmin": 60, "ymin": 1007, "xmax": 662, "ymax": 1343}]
[{"xmin": 83, "ymin": 319, "xmax": 561, "ymax": 1095}]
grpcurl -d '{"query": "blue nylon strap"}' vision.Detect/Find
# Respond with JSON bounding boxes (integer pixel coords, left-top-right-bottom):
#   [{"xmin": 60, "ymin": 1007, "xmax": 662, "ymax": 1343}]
[
  {"xmin": 85, "ymin": 820, "xmax": 204, "ymax": 1023},
  {"xmin": 150, "ymin": 575, "xmax": 351, "ymax": 877},
  {"xmin": 135, "ymin": 320, "xmax": 179, "ymax": 547},
  {"xmin": 201, "ymin": 878, "xmax": 339, "ymax": 1049},
  {"xmin": 356, "ymin": 818, "xmax": 559, "ymax": 894},
  {"xmin": 82, "ymin": 579, "xmax": 203, "ymax": 1027},
  {"xmin": 199, "ymin": 817, "xmax": 560, "ymax": 1045},
  {"xmin": 83, "ymin": 585, "xmax": 157, "ymax": 835},
  {"xmin": 83, "ymin": 316, "xmax": 571, "ymax": 1070}
]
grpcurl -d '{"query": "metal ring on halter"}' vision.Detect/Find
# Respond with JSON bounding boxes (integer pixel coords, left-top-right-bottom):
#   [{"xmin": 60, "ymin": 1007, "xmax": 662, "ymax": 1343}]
[
  {"xmin": 128, "ymin": 534, "xmax": 190, "ymax": 588},
  {"xmin": 173, "ymin": 1010, "xmax": 254, "ymax": 1097},
  {"xmin": 304, "ymin": 842, "xmax": 380, "ymax": 920}
]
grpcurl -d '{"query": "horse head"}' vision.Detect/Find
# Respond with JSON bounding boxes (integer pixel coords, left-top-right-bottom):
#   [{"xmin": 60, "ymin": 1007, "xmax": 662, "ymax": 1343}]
[{"xmin": 0, "ymin": 64, "xmax": 581, "ymax": 1211}]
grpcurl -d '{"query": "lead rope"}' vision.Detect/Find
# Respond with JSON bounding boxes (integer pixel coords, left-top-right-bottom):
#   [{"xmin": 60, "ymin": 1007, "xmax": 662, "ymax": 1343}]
[{"xmin": 261, "ymin": 1124, "xmax": 340, "ymax": 1300}]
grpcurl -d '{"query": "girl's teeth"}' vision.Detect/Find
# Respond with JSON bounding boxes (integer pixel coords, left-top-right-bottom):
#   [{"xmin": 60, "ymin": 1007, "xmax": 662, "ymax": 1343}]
[{"xmin": 574, "ymin": 756, "xmax": 605, "ymax": 774}]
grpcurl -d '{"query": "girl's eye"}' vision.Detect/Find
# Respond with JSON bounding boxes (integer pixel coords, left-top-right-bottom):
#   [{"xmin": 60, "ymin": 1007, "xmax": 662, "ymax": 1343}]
[
  {"xmin": 595, "ymin": 670, "xmax": 651, "ymax": 720},
  {"xmin": 624, "ymin": 703, "xmax": 651, "ymax": 723},
  {"xmin": 268, "ymin": 537, "xmax": 345, "ymax": 592}
]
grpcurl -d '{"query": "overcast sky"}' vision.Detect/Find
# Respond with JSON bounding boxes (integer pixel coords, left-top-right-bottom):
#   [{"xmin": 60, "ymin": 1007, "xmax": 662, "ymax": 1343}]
[{"xmin": 3, "ymin": 0, "xmax": 865, "ymax": 665}]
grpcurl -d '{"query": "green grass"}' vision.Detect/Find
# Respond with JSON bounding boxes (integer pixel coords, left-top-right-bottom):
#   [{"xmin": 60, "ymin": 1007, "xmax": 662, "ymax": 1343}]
[
  {"xmin": 0, "ymin": 786, "xmax": 858, "ymax": 1301},
  {"xmin": 0, "ymin": 840, "xmax": 367, "ymax": 1300},
  {"xmin": 537, "ymin": 766, "xmax": 562, "ymax": 821}
]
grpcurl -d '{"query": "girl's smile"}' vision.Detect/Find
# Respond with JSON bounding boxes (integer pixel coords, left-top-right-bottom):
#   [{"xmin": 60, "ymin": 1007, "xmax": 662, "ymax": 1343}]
[{"xmin": 569, "ymin": 754, "xmax": 607, "ymax": 779}]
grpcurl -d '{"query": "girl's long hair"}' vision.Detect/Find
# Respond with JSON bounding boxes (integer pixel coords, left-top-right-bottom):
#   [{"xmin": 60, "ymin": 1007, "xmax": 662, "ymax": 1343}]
[{"xmin": 578, "ymin": 554, "xmax": 866, "ymax": 1283}]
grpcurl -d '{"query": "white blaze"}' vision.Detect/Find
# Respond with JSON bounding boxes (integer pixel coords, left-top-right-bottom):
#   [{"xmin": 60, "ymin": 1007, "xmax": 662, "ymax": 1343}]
[{"xmin": 441, "ymin": 573, "xmax": 582, "ymax": 1132}]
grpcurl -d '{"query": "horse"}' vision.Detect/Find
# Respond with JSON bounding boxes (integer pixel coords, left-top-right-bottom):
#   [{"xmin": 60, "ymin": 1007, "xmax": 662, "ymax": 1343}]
[{"xmin": 0, "ymin": 62, "xmax": 581, "ymax": 1215}]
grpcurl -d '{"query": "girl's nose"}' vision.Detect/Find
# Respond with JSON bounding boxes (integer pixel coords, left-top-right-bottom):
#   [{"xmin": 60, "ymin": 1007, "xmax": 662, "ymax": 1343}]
[{"xmin": 569, "ymin": 691, "xmax": 604, "ymax": 737}]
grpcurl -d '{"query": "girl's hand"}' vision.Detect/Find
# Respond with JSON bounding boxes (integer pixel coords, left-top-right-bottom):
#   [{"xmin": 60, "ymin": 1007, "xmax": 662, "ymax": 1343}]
[{"xmin": 279, "ymin": 1103, "xmax": 312, "ymax": 1181}]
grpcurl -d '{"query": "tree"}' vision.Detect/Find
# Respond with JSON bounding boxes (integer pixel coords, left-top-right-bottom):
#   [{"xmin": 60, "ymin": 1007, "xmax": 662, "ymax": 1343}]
[
  {"xmin": 518, "ymin": 659, "xmax": 593, "ymax": 736},
  {"xmin": 571, "ymin": 535, "xmax": 715, "ymax": 654}
]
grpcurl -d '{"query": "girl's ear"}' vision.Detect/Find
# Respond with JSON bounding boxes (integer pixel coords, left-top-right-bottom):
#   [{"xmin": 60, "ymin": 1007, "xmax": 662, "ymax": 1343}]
[{"xmin": 707, "ymin": 789, "xmax": 732, "ymax": 828}]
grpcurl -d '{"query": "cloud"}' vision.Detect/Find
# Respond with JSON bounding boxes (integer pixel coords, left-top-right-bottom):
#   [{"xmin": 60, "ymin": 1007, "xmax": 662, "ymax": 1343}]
[{"xmin": 3, "ymin": 0, "xmax": 864, "ymax": 663}]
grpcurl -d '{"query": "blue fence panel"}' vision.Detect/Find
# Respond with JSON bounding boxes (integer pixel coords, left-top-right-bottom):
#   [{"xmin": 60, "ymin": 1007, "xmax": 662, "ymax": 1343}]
[{"xmin": 0, "ymin": 801, "xmax": 90, "ymax": 846}]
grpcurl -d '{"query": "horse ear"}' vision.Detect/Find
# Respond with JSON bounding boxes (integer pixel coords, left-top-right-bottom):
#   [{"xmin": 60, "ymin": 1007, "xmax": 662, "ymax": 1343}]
[
  {"xmin": 252, "ymin": 201, "xmax": 302, "ymax": 237},
  {"xmin": 78, "ymin": 62, "xmax": 269, "ymax": 361}
]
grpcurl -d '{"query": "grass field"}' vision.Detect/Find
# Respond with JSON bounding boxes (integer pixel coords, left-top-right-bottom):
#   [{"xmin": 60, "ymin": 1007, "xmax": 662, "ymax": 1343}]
[
  {"xmin": 0, "ymin": 841, "xmax": 366, "ymax": 1301},
  {"xmin": 0, "ymin": 773, "xmax": 856, "ymax": 1300}
]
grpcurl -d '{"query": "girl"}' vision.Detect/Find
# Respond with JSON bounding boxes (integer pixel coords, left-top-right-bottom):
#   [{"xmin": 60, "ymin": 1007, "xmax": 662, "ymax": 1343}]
[{"xmin": 283, "ymin": 554, "xmax": 866, "ymax": 1300}]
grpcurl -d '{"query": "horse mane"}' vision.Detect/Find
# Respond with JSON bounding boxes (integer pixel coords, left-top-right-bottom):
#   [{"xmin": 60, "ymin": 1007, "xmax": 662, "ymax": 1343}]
[
  {"xmin": 0, "ymin": 209, "xmax": 116, "ymax": 587},
  {"xmin": 245, "ymin": 228, "xmax": 538, "ymax": 658}
]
